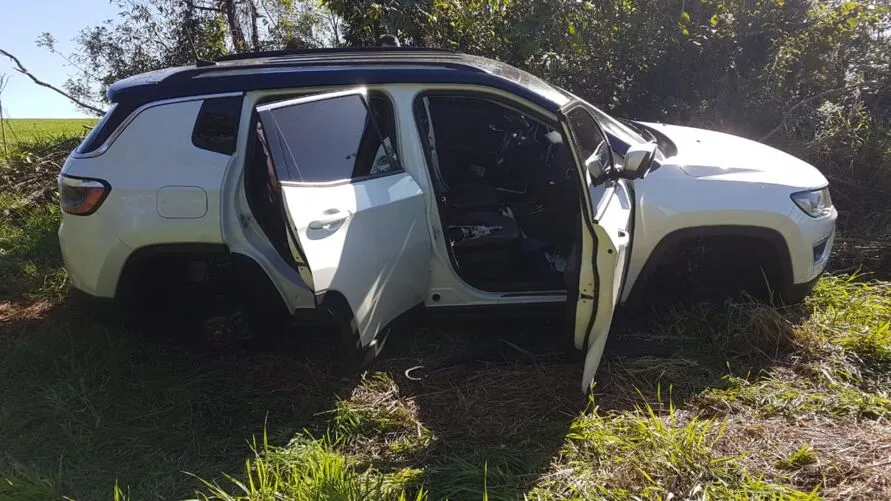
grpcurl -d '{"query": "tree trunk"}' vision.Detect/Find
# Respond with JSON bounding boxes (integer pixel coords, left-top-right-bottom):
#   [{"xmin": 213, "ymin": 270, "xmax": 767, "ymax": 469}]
[
  {"xmin": 219, "ymin": 0, "xmax": 248, "ymax": 52},
  {"xmin": 247, "ymin": 0, "xmax": 261, "ymax": 51}
]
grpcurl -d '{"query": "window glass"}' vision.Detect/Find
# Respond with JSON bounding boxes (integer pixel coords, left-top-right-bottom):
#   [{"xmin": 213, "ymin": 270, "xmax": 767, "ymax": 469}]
[
  {"xmin": 192, "ymin": 96, "xmax": 244, "ymax": 154},
  {"xmin": 261, "ymin": 94, "xmax": 399, "ymax": 183},
  {"xmin": 584, "ymin": 104, "xmax": 645, "ymax": 147},
  {"xmin": 369, "ymin": 95, "xmax": 400, "ymax": 175},
  {"xmin": 566, "ymin": 106, "xmax": 611, "ymax": 172},
  {"xmin": 75, "ymin": 101, "xmax": 142, "ymax": 154}
]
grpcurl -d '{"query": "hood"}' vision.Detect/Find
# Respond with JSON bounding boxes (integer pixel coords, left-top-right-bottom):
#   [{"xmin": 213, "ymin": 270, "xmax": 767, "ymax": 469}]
[{"xmin": 640, "ymin": 122, "xmax": 828, "ymax": 189}]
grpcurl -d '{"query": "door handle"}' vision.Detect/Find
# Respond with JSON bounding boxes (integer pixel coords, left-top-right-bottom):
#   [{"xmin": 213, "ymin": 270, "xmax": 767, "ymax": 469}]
[{"xmin": 308, "ymin": 210, "xmax": 351, "ymax": 230}]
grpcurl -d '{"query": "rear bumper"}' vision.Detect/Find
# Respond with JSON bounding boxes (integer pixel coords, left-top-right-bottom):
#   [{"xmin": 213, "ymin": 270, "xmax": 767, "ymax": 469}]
[{"xmin": 59, "ymin": 219, "xmax": 132, "ymax": 299}]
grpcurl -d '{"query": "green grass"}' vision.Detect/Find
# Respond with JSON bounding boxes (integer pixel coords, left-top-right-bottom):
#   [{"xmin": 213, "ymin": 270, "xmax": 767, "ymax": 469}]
[
  {"xmin": 806, "ymin": 275, "xmax": 891, "ymax": 366},
  {"xmin": 528, "ymin": 401, "xmax": 818, "ymax": 500},
  {"xmin": 696, "ymin": 275, "xmax": 891, "ymax": 419},
  {"xmin": 775, "ymin": 445, "xmax": 818, "ymax": 471},
  {"xmin": 0, "ymin": 119, "xmax": 90, "ymax": 197},
  {"xmin": 0, "ymin": 118, "xmax": 96, "ymax": 146},
  {"xmin": 0, "ymin": 196, "xmax": 67, "ymax": 301}
]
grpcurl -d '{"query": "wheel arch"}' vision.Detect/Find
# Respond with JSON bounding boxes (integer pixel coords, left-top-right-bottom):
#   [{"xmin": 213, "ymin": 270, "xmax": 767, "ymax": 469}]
[
  {"xmin": 622, "ymin": 225, "xmax": 795, "ymax": 305},
  {"xmin": 115, "ymin": 243, "xmax": 289, "ymax": 316}
]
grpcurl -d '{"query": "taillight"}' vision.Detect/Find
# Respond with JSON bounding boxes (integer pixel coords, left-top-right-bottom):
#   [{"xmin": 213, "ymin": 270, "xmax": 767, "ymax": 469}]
[{"xmin": 58, "ymin": 175, "xmax": 110, "ymax": 215}]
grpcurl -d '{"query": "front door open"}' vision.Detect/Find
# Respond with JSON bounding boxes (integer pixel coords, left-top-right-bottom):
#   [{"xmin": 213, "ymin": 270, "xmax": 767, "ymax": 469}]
[{"xmin": 560, "ymin": 102, "xmax": 634, "ymax": 392}]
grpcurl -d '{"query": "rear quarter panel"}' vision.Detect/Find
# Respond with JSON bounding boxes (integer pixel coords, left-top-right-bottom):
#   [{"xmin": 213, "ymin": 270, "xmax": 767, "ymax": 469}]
[{"xmin": 59, "ymin": 99, "xmax": 231, "ymax": 297}]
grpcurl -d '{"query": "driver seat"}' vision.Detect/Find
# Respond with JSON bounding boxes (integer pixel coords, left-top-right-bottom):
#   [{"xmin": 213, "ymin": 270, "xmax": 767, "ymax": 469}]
[
  {"xmin": 444, "ymin": 183, "xmax": 501, "ymax": 214},
  {"xmin": 449, "ymin": 211, "xmax": 521, "ymax": 274}
]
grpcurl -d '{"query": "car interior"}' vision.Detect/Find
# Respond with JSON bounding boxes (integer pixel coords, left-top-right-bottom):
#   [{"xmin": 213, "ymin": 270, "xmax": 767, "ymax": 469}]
[
  {"xmin": 244, "ymin": 110, "xmax": 293, "ymax": 268},
  {"xmin": 245, "ymin": 91, "xmax": 582, "ymax": 294},
  {"xmin": 414, "ymin": 94, "xmax": 581, "ymax": 292}
]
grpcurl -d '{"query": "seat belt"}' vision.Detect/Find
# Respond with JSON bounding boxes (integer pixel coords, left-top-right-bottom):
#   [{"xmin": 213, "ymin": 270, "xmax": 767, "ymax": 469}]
[{"xmin": 422, "ymin": 97, "xmax": 448, "ymax": 192}]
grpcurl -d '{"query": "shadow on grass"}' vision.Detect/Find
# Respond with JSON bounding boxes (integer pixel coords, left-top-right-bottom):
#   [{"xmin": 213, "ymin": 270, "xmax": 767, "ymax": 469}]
[
  {"xmin": 372, "ymin": 316, "xmax": 584, "ymax": 500},
  {"xmin": 0, "ymin": 299, "xmax": 364, "ymax": 500},
  {"xmin": 362, "ymin": 298, "xmax": 807, "ymax": 500},
  {"xmin": 0, "ymin": 292, "xmax": 816, "ymax": 500}
]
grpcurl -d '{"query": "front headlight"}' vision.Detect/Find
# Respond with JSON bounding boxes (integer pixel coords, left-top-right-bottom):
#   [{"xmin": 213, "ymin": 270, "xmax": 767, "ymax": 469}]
[{"xmin": 791, "ymin": 187, "xmax": 832, "ymax": 218}]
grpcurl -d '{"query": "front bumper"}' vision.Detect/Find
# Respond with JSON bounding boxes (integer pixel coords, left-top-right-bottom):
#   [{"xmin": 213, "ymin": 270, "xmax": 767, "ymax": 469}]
[{"xmin": 777, "ymin": 205, "xmax": 838, "ymax": 285}]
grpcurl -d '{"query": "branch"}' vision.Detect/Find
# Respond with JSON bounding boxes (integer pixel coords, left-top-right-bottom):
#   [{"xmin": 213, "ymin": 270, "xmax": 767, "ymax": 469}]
[
  {"xmin": 189, "ymin": 2, "xmax": 224, "ymax": 13},
  {"xmin": 759, "ymin": 85, "xmax": 857, "ymax": 142},
  {"xmin": 0, "ymin": 48, "xmax": 105, "ymax": 115}
]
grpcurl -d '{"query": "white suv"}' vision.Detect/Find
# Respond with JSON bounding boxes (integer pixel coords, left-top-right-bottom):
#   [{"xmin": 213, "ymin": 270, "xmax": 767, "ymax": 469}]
[{"xmin": 58, "ymin": 48, "xmax": 836, "ymax": 391}]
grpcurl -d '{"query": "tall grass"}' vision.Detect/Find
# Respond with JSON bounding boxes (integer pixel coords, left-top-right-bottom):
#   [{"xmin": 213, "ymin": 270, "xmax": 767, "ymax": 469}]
[
  {"xmin": 190, "ymin": 432, "xmax": 426, "ymax": 501},
  {"xmin": 0, "ymin": 121, "xmax": 87, "ymax": 197},
  {"xmin": 529, "ymin": 399, "xmax": 818, "ymax": 500},
  {"xmin": 0, "ymin": 196, "xmax": 66, "ymax": 301}
]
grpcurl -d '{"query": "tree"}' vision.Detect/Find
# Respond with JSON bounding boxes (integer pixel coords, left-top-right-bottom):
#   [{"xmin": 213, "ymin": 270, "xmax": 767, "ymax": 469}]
[
  {"xmin": 0, "ymin": 74, "xmax": 9, "ymax": 156},
  {"xmin": 0, "ymin": 49, "xmax": 104, "ymax": 115},
  {"xmin": 36, "ymin": 0, "xmax": 341, "ymax": 112}
]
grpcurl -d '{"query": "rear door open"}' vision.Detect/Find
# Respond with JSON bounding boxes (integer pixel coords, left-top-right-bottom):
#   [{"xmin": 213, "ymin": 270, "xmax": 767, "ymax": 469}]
[{"xmin": 256, "ymin": 88, "xmax": 431, "ymax": 352}]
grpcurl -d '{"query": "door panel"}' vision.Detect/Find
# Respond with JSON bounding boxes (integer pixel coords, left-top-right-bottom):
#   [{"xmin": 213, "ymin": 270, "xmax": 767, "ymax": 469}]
[
  {"xmin": 280, "ymin": 173, "xmax": 428, "ymax": 344},
  {"xmin": 257, "ymin": 88, "xmax": 430, "ymax": 347},
  {"xmin": 560, "ymin": 103, "xmax": 634, "ymax": 392},
  {"xmin": 591, "ymin": 179, "xmax": 632, "ymax": 305},
  {"xmin": 578, "ymin": 180, "xmax": 632, "ymax": 390}
]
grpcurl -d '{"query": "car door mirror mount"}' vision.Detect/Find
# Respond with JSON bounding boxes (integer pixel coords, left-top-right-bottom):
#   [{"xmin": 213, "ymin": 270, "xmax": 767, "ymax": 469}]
[
  {"xmin": 621, "ymin": 142, "xmax": 657, "ymax": 180},
  {"xmin": 584, "ymin": 153, "xmax": 607, "ymax": 182}
]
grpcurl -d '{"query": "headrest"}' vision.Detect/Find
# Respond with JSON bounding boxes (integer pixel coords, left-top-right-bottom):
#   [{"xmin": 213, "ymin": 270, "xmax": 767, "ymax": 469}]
[{"xmin": 545, "ymin": 131, "xmax": 563, "ymax": 145}]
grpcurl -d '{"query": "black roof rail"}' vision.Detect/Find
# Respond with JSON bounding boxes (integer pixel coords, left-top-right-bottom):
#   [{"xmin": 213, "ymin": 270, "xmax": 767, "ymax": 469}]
[{"xmin": 214, "ymin": 46, "xmax": 456, "ymax": 63}]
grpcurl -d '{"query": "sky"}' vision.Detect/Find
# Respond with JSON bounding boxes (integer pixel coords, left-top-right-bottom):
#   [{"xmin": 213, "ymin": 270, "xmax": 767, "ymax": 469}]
[{"xmin": 1, "ymin": 0, "xmax": 118, "ymax": 118}]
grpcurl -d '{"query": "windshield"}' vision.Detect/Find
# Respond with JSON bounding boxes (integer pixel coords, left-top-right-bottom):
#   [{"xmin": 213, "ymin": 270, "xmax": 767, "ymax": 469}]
[
  {"xmin": 552, "ymin": 86, "xmax": 647, "ymax": 155},
  {"xmin": 583, "ymin": 104, "xmax": 646, "ymax": 147}
]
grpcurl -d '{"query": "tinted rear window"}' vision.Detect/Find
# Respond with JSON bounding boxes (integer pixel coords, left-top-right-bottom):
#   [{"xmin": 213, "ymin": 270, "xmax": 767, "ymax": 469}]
[
  {"xmin": 75, "ymin": 101, "xmax": 140, "ymax": 154},
  {"xmin": 192, "ymin": 96, "xmax": 244, "ymax": 155}
]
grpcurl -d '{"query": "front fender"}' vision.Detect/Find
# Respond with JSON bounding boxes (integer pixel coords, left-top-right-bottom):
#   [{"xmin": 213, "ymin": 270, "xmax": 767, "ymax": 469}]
[{"xmin": 622, "ymin": 164, "xmax": 800, "ymax": 303}]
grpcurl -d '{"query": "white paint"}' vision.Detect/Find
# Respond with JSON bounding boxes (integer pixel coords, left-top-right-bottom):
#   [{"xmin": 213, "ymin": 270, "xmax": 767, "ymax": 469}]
[
  {"xmin": 59, "ymin": 77, "xmax": 838, "ymax": 393},
  {"xmin": 157, "ymin": 186, "xmax": 208, "ymax": 219},
  {"xmin": 280, "ymin": 173, "xmax": 429, "ymax": 345},
  {"xmin": 59, "ymin": 99, "xmax": 230, "ymax": 297},
  {"xmin": 620, "ymin": 123, "xmax": 838, "ymax": 301}
]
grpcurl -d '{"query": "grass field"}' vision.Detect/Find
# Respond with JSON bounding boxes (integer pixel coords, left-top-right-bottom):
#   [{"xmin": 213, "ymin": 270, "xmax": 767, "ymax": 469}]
[
  {"xmin": 0, "ymin": 118, "xmax": 96, "ymax": 146},
  {"xmin": 0, "ymin": 124, "xmax": 889, "ymax": 500}
]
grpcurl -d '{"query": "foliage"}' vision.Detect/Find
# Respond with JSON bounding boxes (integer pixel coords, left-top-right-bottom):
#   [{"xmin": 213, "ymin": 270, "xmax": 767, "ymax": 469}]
[
  {"xmin": 33, "ymin": 1, "xmax": 891, "ymax": 218},
  {"xmin": 38, "ymin": 1, "xmax": 341, "ymax": 114},
  {"xmin": 0, "ymin": 196, "xmax": 66, "ymax": 302},
  {"xmin": 0, "ymin": 122, "xmax": 86, "ymax": 205},
  {"xmin": 323, "ymin": 0, "xmax": 891, "ymax": 220}
]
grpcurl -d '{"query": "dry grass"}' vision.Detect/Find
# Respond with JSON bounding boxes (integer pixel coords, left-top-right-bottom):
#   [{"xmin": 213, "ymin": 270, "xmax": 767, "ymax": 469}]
[{"xmin": 719, "ymin": 415, "xmax": 891, "ymax": 499}]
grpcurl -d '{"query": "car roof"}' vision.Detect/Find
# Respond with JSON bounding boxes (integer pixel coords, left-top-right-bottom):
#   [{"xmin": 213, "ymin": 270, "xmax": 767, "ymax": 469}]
[{"xmin": 106, "ymin": 48, "xmax": 571, "ymax": 112}]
